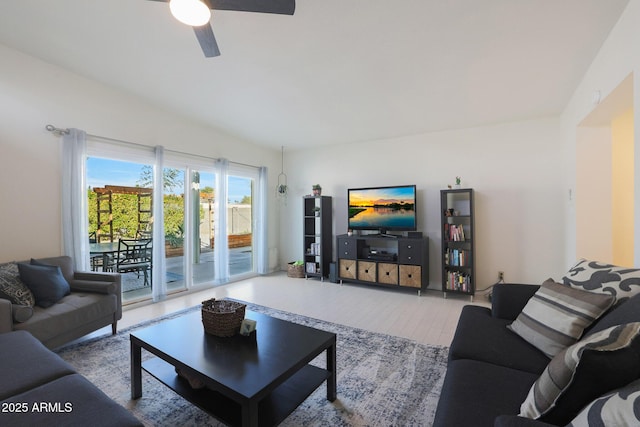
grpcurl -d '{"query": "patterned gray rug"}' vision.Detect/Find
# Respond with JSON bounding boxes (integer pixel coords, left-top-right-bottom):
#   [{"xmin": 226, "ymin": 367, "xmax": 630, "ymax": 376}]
[{"xmin": 56, "ymin": 302, "xmax": 448, "ymax": 426}]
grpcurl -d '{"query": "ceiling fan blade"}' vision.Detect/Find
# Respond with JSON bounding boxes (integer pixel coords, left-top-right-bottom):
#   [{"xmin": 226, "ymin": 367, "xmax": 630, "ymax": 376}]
[
  {"xmin": 206, "ymin": 0, "xmax": 295, "ymax": 15},
  {"xmin": 193, "ymin": 23, "xmax": 221, "ymax": 57}
]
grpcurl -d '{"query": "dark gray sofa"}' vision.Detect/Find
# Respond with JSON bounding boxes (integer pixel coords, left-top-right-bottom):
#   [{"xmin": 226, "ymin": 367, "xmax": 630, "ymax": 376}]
[
  {"xmin": 0, "ymin": 330, "xmax": 141, "ymax": 426},
  {"xmin": 433, "ymin": 283, "xmax": 640, "ymax": 427},
  {"xmin": 0, "ymin": 256, "xmax": 122, "ymax": 349}
]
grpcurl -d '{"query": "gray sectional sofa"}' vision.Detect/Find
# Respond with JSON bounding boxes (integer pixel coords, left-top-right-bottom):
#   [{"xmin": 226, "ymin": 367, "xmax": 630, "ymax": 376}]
[
  {"xmin": 0, "ymin": 256, "xmax": 140, "ymax": 425},
  {"xmin": 0, "ymin": 330, "xmax": 141, "ymax": 426},
  {"xmin": 433, "ymin": 282, "xmax": 640, "ymax": 426},
  {"xmin": 0, "ymin": 256, "xmax": 122, "ymax": 349}
]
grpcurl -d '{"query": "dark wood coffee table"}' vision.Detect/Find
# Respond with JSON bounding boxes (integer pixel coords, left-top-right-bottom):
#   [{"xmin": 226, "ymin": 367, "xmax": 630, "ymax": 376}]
[{"xmin": 130, "ymin": 309, "xmax": 337, "ymax": 427}]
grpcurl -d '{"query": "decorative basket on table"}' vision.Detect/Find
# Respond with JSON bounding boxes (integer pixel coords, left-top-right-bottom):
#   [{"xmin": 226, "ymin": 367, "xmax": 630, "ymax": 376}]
[
  {"xmin": 201, "ymin": 299, "xmax": 246, "ymax": 337},
  {"xmin": 287, "ymin": 262, "xmax": 305, "ymax": 278}
]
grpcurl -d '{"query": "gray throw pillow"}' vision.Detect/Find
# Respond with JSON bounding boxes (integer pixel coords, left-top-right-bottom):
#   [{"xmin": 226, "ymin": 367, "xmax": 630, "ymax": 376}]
[
  {"xmin": 520, "ymin": 322, "xmax": 640, "ymax": 421},
  {"xmin": 508, "ymin": 279, "xmax": 614, "ymax": 357},
  {"xmin": 0, "ymin": 262, "xmax": 35, "ymax": 307},
  {"xmin": 17, "ymin": 262, "xmax": 70, "ymax": 308}
]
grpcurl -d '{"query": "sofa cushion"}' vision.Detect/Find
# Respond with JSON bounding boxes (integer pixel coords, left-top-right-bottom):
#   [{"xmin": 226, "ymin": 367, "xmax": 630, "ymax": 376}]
[
  {"xmin": 0, "ymin": 330, "xmax": 76, "ymax": 400},
  {"xmin": 18, "ymin": 262, "xmax": 70, "ymax": 308},
  {"xmin": 12, "ymin": 292, "xmax": 117, "ymax": 345},
  {"xmin": 432, "ymin": 359, "xmax": 539, "ymax": 427},
  {"xmin": 0, "ymin": 262, "xmax": 35, "ymax": 307},
  {"xmin": 520, "ymin": 322, "xmax": 640, "ymax": 425},
  {"xmin": 563, "ymin": 259, "xmax": 640, "ymax": 305},
  {"xmin": 508, "ymin": 279, "xmax": 614, "ymax": 357},
  {"xmin": 0, "ymin": 373, "xmax": 142, "ymax": 427},
  {"xmin": 448, "ymin": 305, "xmax": 550, "ymax": 374},
  {"xmin": 567, "ymin": 378, "xmax": 640, "ymax": 427}
]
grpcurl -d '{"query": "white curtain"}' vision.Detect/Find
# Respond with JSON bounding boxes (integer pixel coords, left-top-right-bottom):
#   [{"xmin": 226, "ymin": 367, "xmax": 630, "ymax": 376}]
[
  {"xmin": 256, "ymin": 166, "xmax": 269, "ymax": 274},
  {"xmin": 152, "ymin": 146, "xmax": 167, "ymax": 302},
  {"xmin": 214, "ymin": 158, "xmax": 230, "ymax": 284},
  {"xmin": 61, "ymin": 129, "xmax": 89, "ymax": 271}
]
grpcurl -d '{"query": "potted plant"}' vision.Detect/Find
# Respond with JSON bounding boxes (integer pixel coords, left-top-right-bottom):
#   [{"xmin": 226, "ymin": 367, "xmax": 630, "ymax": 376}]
[
  {"xmin": 313, "ymin": 206, "xmax": 321, "ymax": 217},
  {"xmin": 312, "ymin": 184, "xmax": 322, "ymax": 196}
]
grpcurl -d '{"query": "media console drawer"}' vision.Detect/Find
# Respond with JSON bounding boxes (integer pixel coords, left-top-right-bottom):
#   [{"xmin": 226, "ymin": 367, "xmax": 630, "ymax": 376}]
[
  {"xmin": 339, "ymin": 259, "xmax": 356, "ymax": 280},
  {"xmin": 399, "ymin": 265, "xmax": 421, "ymax": 288},
  {"xmin": 377, "ymin": 263, "xmax": 398, "ymax": 285},
  {"xmin": 357, "ymin": 261, "xmax": 377, "ymax": 282},
  {"xmin": 337, "ymin": 238, "xmax": 357, "ymax": 259},
  {"xmin": 398, "ymin": 240, "xmax": 422, "ymax": 264}
]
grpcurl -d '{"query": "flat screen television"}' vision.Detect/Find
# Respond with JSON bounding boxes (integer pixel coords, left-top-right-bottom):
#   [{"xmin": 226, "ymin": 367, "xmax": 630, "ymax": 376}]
[{"xmin": 348, "ymin": 185, "xmax": 417, "ymax": 233}]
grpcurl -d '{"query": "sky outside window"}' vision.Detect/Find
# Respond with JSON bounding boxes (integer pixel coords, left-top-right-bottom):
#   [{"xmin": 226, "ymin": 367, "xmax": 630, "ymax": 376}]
[{"xmin": 87, "ymin": 158, "xmax": 249, "ymax": 202}]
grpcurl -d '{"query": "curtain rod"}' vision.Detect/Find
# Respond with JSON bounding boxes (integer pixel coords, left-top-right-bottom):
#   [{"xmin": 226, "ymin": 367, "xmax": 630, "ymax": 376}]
[{"xmin": 45, "ymin": 124, "xmax": 259, "ymax": 169}]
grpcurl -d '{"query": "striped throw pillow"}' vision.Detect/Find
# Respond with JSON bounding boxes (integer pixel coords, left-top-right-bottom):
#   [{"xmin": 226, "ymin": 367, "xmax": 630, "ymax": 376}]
[
  {"xmin": 508, "ymin": 279, "xmax": 614, "ymax": 358},
  {"xmin": 520, "ymin": 322, "xmax": 640, "ymax": 420}
]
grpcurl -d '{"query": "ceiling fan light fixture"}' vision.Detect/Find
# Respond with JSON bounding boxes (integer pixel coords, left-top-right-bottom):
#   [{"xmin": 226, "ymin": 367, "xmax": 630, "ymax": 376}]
[{"xmin": 169, "ymin": 0, "xmax": 211, "ymax": 27}]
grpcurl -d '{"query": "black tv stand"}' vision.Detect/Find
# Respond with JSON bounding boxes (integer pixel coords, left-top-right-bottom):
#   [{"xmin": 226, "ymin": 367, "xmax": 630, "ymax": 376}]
[{"xmin": 336, "ymin": 233, "xmax": 428, "ymax": 295}]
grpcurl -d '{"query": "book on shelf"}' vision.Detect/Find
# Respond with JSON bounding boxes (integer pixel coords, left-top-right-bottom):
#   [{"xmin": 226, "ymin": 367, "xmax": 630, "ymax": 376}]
[
  {"xmin": 444, "ymin": 248, "xmax": 471, "ymax": 266},
  {"xmin": 444, "ymin": 223, "xmax": 465, "ymax": 242},
  {"xmin": 445, "ymin": 270, "xmax": 471, "ymax": 292},
  {"xmin": 307, "ymin": 242, "xmax": 321, "ymax": 255},
  {"xmin": 306, "ymin": 262, "xmax": 317, "ymax": 274}
]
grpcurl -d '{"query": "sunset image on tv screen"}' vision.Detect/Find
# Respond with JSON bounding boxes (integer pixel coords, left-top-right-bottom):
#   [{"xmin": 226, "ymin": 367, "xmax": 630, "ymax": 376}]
[{"xmin": 348, "ymin": 186, "xmax": 415, "ymax": 230}]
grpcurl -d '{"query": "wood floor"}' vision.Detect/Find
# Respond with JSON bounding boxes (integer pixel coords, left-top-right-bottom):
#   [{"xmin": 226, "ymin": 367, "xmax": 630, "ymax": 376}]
[{"xmin": 112, "ymin": 272, "xmax": 488, "ymax": 347}]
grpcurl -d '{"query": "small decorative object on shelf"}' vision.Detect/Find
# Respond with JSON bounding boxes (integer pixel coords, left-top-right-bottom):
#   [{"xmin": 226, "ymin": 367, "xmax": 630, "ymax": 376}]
[
  {"xmin": 455, "ymin": 176, "xmax": 462, "ymax": 189},
  {"xmin": 312, "ymin": 184, "xmax": 322, "ymax": 196},
  {"xmin": 313, "ymin": 206, "xmax": 321, "ymax": 216},
  {"xmin": 201, "ymin": 299, "xmax": 246, "ymax": 337}
]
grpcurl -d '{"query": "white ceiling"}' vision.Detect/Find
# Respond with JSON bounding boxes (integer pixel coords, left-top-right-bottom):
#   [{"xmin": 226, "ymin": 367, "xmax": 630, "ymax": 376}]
[{"xmin": 0, "ymin": 0, "xmax": 630, "ymax": 149}]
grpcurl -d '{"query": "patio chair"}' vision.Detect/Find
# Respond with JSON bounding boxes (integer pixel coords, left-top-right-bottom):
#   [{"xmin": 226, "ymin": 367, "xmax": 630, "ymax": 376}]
[{"xmin": 116, "ymin": 239, "xmax": 152, "ymax": 287}]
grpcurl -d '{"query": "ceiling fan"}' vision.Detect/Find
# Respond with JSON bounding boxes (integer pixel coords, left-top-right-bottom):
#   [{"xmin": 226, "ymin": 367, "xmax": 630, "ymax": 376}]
[{"xmin": 147, "ymin": 0, "xmax": 295, "ymax": 57}]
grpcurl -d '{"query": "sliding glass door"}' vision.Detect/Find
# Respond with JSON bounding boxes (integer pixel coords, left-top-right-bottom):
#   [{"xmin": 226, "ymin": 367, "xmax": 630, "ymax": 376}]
[
  {"xmin": 85, "ymin": 141, "xmax": 264, "ymax": 304},
  {"xmin": 228, "ymin": 175, "xmax": 254, "ymax": 277},
  {"xmin": 191, "ymin": 170, "xmax": 216, "ymax": 286},
  {"xmin": 162, "ymin": 167, "xmax": 187, "ymax": 293},
  {"xmin": 86, "ymin": 157, "xmax": 155, "ymax": 303}
]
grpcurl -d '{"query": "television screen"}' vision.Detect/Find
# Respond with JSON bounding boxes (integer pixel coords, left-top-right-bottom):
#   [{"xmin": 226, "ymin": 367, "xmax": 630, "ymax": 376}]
[{"xmin": 348, "ymin": 185, "xmax": 417, "ymax": 232}]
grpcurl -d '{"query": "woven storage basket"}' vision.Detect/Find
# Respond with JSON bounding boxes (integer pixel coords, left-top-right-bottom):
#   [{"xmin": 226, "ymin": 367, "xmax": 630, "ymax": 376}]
[
  {"xmin": 287, "ymin": 262, "xmax": 305, "ymax": 278},
  {"xmin": 201, "ymin": 299, "xmax": 246, "ymax": 337}
]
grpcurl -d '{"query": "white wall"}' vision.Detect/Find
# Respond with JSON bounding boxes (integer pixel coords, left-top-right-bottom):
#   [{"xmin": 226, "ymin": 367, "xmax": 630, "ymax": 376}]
[
  {"xmin": 279, "ymin": 118, "xmax": 568, "ymax": 290},
  {"xmin": 575, "ymin": 127, "xmax": 613, "ymax": 262},
  {"xmin": 0, "ymin": 44, "xmax": 280, "ymax": 264},
  {"xmin": 560, "ymin": 0, "xmax": 640, "ymax": 266}
]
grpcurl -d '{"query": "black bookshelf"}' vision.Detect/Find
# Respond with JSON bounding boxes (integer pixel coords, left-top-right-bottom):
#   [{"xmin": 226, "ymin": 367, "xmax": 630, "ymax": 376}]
[
  {"xmin": 441, "ymin": 188, "xmax": 475, "ymax": 301},
  {"xmin": 303, "ymin": 196, "xmax": 332, "ymax": 280}
]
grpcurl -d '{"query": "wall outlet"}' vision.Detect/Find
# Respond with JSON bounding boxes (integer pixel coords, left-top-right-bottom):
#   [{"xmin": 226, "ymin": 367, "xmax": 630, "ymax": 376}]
[{"xmin": 498, "ymin": 271, "xmax": 504, "ymax": 282}]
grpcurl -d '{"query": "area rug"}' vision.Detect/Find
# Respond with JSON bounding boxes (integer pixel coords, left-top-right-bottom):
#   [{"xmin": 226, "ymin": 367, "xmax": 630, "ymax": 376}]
[{"xmin": 56, "ymin": 302, "xmax": 448, "ymax": 426}]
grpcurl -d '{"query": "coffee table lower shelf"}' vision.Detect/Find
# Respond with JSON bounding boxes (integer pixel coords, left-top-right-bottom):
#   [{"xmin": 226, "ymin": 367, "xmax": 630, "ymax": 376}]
[{"xmin": 142, "ymin": 357, "xmax": 331, "ymax": 427}]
